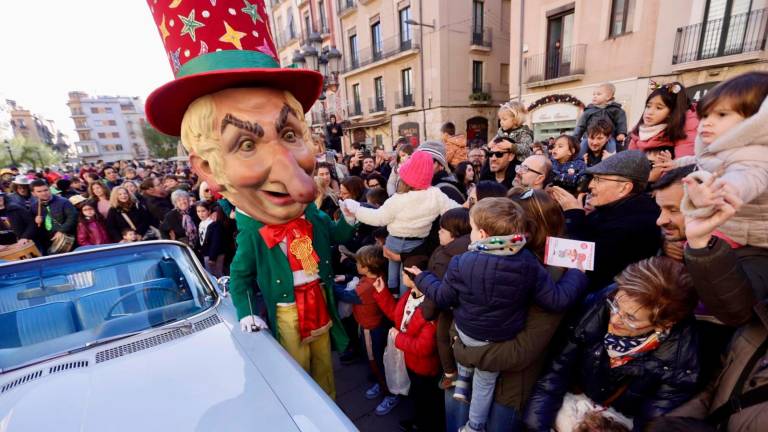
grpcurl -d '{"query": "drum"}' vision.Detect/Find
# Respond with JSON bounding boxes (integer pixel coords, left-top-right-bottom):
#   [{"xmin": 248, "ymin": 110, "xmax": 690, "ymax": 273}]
[
  {"xmin": 0, "ymin": 241, "xmax": 42, "ymax": 261},
  {"xmin": 47, "ymin": 234, "xmax": 75, "ymax": 255}
]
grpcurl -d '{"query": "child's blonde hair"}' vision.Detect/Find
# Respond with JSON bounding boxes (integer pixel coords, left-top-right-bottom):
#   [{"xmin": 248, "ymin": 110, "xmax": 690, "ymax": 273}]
[
  {"xmin": 599, "ymin": 82, "xmax": 617, "ymax": 99},
  {"xmin": 498, "ymin": 101, "xmax": 528, "ymax": 127}
]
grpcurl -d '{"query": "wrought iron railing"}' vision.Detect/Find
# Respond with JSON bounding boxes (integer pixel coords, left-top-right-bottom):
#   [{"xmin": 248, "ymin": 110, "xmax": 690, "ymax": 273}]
[
  {"xmin": 672, "ymin": 8, "xmax": 768, "ymax": 64},
  {"xmin": 471, "ymin": 26, "xmax": 492, "ymax": 47},
  {"xmin": 523, "ymin": 44, "xmax": 586, "ymax": 84},
  {"xmin": 344, "ymin": 31, "xmax": 420, "ymax": 73},
  {"xmin": 368, "ymin": 96, "xmax": 385, "ymax": 113},
  {"xmin": 395, "ymin": 91, "xmax": 415, "ymax": 109},
  {"xmin": 337, "ymin": 0, "xmax": 356, "ymax": 14}
]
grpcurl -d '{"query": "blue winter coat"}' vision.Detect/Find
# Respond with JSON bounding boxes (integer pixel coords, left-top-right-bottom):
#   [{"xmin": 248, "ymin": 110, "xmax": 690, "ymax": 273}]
[
  {"xmin": 414, "ymin": 249, "xmax": 586, "ymax": 342},
  {"xmin": 524, "ymin": 287, "xmax": 700, "ymax": 431}
]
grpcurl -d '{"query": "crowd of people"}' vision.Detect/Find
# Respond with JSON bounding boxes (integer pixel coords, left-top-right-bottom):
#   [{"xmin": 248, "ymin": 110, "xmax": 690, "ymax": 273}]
[{"xmin": 1, "ymin": 70, "xmax": 767, "ymax": 432}]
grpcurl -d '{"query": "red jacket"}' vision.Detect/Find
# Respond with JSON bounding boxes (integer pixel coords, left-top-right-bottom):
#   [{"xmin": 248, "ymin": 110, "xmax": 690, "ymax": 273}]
[
  {"xmin": 77, "ymin": 218, "xmax": 110, "ymax": 246},
  {"xmin": 353, "ymin": 277, "xmax": 385, "ymax": 329},
  {"xmin": 628, "ymin": 108, "xmax": 698, "ymax": 157},
  {"xmin": 373, "ymin": 288, "xmax": 439, "ymax": 377}
]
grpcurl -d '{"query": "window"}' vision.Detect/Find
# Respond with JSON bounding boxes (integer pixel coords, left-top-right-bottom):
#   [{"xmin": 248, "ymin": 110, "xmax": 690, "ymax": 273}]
[
  {"xmin": 349, "ymin": 33, "xmax": 359, "ymax": 67},
  {"xmin": 472, "ymin": 61, "xmax": 483, "ymax": 93},
  {"xmin": 500, "ymin": 63, "xmax": 509, "ymax": 85},
  {"xmin": 399, "ymin": 7, "xmax": 412, "ymax": 49},
  {"xmin": 78, "ymin": 131, "xmax": 91, "ymax": 141},
  {"xmin": 609, "ymin": 0, "xmax": 635, "ymax": 36},
  {"xmin": 401, "ymin": 68, "xmax": 413, "ymax": 106},
  {"xmin": 98, "ymin": 132, "xmax": 107, "ymax": 139},
  {"xmin": 90, "ymin": 107, "xmax": 98, "ymax": 114},
  {"xmin": 318, "ymin": 0, "xmax": 327, "ymax": 32},
  {"xmin": 371, "ymin": 21, "xmax": 383, "ymax": 60},
  {"xmin": 546, "ymin": 9, "xmax": 575, "ymax": 79},
  {"xmin": 111, "ymin": 132, "xmax": 120, "ymax": 138},
  {"xmin": 700, "ymin": 0, "xmax": 753, "ymax": 58},
  {"xmin": 288, "ymin": 9, "xmax": 296, "ymax": 38},
  {"xmin": 472, "ymin": 0, "xmax": 484, "ymax": 34},
  {"xmin": 352, "ymin": 83, "xmax": 362, "ymax": 115},
  {"xmin": 374, "ymin": 77, "xmax": 384, "ymax": 111},
  {"xmin": 375, "ymin": 135, "xmax": 383, "ymax": 148},
  {"xmin": 105, "ymin": 107, "xmax": 113, "ymax": 113},
  {"xmin": 304, "ymin": 13, "xmax": 312, "ymax": 37}
]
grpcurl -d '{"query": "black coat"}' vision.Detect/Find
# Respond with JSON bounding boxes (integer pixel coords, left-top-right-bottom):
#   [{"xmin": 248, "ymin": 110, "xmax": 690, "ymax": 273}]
[
  {"xmin": 564, "ymin": 193, "xmax": 662, "ymax": 292},
  {"xmin": 524, "ymin": 287, "xmax": 700, "ymax": 431},
  {"xmin": 431, "ymin": 170, "xmax": 466, "ymax": 204},
  {"xmin": 0, "ymin": 203, "xmax": 35, "ymax": 240},
  {"xmin": 572, "ymin": 101, "xmax": 629, "ymax": 140},
  {"xmin": 160, "ymin": 208, "xmax": 200, "ymax": 243},
  {"xmin": 479, "ymin": 160, "xmax": 517, "ymax": 190},
  {"xmin": 142, "ymin": 193, "xmax": 173, "ymax": 227},
  {"xmin": 197, "ymin": 220, "xmax": 224, "ymax": 260},
  {"xmin": 106, "ymin": 205, "xmax": 151, "ymax": 242}
]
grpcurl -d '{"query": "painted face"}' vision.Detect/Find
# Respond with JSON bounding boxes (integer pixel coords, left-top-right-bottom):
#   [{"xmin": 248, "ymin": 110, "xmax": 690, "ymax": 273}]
[
  {"xmin": 654, "ymin": 183, "xmax": 686, "ymax": 242},
  {"xmin": 643, "ymin": 95, "xmax": 671, "ymax": 127},
  {"xmin": 195, "ymin": 88, "xmax": 316, "ymax": 225},
  {"xmin": 698, "ymin": 100, "xmax": 746, "ymax": 146},
  {"xmin": 587, "ymin": 133, "xmax": 609, "ymax": 153}
]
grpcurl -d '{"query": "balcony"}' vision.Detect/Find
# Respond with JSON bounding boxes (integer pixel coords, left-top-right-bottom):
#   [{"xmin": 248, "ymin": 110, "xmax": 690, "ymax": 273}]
[
  {"xmin": 672, "ymin": 8, "xmax": 768, "ymax": 70},
  {"xmin": 523, "ymin": 44, "xmax": 586, "ymax": 88},
  {"xmin": 469, "ymin": 83, "xmax": 492, "ymax": 105},
  {"xmin": 337, "ymin": 0, "xmax": 356, "ymax": 18},
  {"xmin": 343, "ymin": 32, "xmax": 420, "ymax": 74},
  {"xmin": 349, "ymin": 101, "xmax": 364, "ymax": 118},
  {"xmin": 368, "ymin": 96, "xmax": 385, "ymax": 114},
  {"xmin": 276, "ymin": 28, "xmax": 300, "ymax": 49},
  {"xmin": 470, "ymin": 26, "xmax": 492, "ymax": 52},
  {"xmin": 395, "ymin": 91, "xmax": 416, "ymax": 110}
]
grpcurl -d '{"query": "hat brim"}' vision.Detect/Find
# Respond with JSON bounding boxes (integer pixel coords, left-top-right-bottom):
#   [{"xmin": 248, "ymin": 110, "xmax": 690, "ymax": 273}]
[{"xmin": 145, "ymin": 68, "xmax": 323, "ymax": 137}]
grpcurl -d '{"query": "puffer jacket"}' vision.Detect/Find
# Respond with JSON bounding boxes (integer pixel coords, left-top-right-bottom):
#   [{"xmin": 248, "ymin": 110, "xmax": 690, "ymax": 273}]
[
  {"xmin": 496, "ymin": 125, "xmax": 534, "ymax": 162},
  {"xmin": 628, "ymin": 108, "xmax": 698, "ymax": 157},
  {"xmin": 415, "ymin": 249, "xmax": 585, "ymax": 342},
  {"xmin": 524, "ymin": 287, "xmax": 701, "ymax": 431},
  {"xmin": 663, "ymin": 237, "xmax": 768, "ymax": 431},
  {"xmin": 445, "ymin": 134, "xmax": 468, "ymax": 169},
  {"xmin": 675, "ymin": 97, "xmax": 768, "ymax": 248},
  {"xmin": 373, "ymin": 288, "xmax": 439, "ymax": 376},
  {"xmin": 427, "ymin": 234, "xmax": 471, "ymax": 279},
  {"xmin": 573, "ymin": 101, "xmax": 629, "ymax": 140}
]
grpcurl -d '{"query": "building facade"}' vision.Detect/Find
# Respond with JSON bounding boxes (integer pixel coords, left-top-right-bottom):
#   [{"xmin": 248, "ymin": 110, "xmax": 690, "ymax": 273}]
[
  {"xmin": 0, "ymin": 99, "xmax": 13, "ymax": 142},
  {"xmin": 508, "ymin": 0, "xmax": 768, "ymax": 141},
  {"xmin": 67, "ymin": 92, "xmax": 150, "ymax": 163},
  {"xmin": 334, "ymin": 0, "xmax": 512, "ymax": 150},
  {"xmin": 7, "ymin": 100, "xmax": 57, "ymax": 146}
]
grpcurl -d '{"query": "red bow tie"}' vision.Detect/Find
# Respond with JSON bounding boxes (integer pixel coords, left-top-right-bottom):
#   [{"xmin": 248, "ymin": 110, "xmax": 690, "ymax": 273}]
[{"xmin": 259, "ymin": 217, "xmax": 313, "ymax": 248}]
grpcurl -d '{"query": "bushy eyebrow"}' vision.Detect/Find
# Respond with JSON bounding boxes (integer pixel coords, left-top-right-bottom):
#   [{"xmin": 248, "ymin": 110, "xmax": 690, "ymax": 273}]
[
  {"xmin": 220, "ymin": 113, "xmax": 264, "ymax": 137},
  {"xmin": 275, "ymin": 104, "xmax": 295, "ymax": 133}
]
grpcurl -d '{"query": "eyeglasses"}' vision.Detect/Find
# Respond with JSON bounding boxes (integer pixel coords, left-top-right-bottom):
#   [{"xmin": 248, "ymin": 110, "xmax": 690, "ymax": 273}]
[
  {"xmin": 591, "ymin": 176, "xmax": 630, "ymax": 185},
  {"xmin": 605, "ymin": 297, "xmax": 649, "ymax": 330},
  {"xmin": 489, "ymin": 150, "xmax": 512, "ymax": 159},
  {"xmin": 515, "ymin": 164, "xmax": 543, "ymax": 175}
]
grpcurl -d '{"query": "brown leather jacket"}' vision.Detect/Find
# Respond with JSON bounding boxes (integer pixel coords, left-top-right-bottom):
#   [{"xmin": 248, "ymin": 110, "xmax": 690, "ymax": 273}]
[{"xmin": 669, "ymin": 237, "xmax": 768, "ymax": 431}]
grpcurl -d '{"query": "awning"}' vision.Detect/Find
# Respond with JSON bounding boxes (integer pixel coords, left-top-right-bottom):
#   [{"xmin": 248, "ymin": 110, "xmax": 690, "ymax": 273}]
[{"xmin": 345, "ymin": 117, "xmax": 391, "ymax": 130}]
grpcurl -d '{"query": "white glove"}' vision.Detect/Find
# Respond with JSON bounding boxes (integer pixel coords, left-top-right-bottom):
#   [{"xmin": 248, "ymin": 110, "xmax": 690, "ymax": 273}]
[
  {"xmin": 339, "ymin": 199, "xmax": 359, "ymax": 225},
  {"xmin": 341, "ymin": 199, "xmax": 361, "ymax": 214},
  {"xmin": 240, "ymin": 315, "xmax": 269, "ymax": 332}
]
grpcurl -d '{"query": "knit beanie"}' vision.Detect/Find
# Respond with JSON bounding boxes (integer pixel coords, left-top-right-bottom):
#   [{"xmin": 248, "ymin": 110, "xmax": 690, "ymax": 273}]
[
  {"xmin": 398, "ymin": 151, "xmax": 434, "ymax": 190},
  {"xmin": 417, "ymin": 140, "xmax": 450, "ymax": 170}
]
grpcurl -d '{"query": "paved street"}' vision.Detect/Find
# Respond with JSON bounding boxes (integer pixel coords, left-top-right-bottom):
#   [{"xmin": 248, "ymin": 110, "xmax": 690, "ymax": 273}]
[{"xmin": 333, "ymin": 353, "xmax": 413, "ymax": 431}]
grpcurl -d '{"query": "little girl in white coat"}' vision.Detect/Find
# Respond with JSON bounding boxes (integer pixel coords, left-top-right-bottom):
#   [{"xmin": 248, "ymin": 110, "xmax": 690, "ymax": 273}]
[
  {"xmin": 672, "ymin": 72, "xmax": 768, "ymax": 249},
  {"xmin": 342, "ymin": 150, "xmax": 460, "ymax": 294}
]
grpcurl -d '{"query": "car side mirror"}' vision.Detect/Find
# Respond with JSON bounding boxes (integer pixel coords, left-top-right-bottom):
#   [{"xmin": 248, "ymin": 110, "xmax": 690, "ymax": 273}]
[{"xmin": 217, "ymin": 276, "xmax": 230, "ymax": 297}]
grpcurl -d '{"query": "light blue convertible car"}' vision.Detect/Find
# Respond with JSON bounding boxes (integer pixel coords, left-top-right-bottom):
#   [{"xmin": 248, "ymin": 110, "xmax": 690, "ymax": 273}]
[{"xmin": 0, "ymin": 241, "xmax": 357, "ymax": 432}]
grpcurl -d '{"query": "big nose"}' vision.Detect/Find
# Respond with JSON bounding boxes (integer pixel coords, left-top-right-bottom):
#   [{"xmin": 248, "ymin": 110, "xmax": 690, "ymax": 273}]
[{"xmin": 271, "ymin": 148, "xmax": 316, "ymax": 203}]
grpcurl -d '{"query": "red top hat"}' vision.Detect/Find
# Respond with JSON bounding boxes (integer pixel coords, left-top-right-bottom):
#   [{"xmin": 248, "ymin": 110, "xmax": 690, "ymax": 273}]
[{"xmin": 144, "ymin": 0, "xmax": 322, "ymax": 136}]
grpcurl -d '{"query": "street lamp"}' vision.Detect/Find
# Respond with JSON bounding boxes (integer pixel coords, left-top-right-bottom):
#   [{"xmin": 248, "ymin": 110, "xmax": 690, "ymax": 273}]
[
  {"xmin": 3, "ymin": 140, "xmax": 16, "ymax": 166},
  {"xmin": 295, "ymin": 31, "xmax": 343, "ymax": 126}
]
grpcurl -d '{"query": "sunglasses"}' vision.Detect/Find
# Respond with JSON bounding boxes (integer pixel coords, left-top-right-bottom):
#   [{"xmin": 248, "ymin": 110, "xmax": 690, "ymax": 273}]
[{"xmin": 489, "ymin": 150, "xmax": 512, "ymax": 159}]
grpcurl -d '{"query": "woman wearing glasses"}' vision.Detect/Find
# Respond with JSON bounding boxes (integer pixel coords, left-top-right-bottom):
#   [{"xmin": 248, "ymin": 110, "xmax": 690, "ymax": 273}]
[{"xmin": 524, "ymin": 256, "xmax": 700, "ymax": 431}]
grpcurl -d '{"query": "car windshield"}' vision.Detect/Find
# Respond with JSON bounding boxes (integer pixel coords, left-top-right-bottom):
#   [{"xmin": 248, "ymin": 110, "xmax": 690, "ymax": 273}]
[{"xmin": 0, "ymin": 243, "xmax": 216, "ymax": 371}]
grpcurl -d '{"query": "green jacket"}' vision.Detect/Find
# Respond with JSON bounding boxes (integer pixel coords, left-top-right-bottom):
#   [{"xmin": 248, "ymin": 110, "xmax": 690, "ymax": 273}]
[{"xmin": 229, "ymin": 203, "xmax": 354, "ymax": 352}]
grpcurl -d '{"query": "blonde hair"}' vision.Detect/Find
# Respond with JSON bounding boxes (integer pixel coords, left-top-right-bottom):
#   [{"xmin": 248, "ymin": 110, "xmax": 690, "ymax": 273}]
[
  {"xmin": 498, "ymin": 100, "xmax": 528, "ymax": 127},
  {"xmin": 599, "ymin": 82, "xmax": 617, "ymax": 98},
  {"xmin": 179, "ymin": 90, "xmax": 311, "ymax": 199},
  {"xmin": 109, "ymin": 186, "xmax": 135, "ymax": 209}
]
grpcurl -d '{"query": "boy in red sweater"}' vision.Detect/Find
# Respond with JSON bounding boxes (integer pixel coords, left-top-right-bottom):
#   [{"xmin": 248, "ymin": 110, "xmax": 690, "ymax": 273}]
[
  {"xmin": 373, "ymin": 256, "xmax": 444, "ymax": 432},
  {"xmin": 333, "ymin": 245, "xmax": 399, "ymax": 415}
]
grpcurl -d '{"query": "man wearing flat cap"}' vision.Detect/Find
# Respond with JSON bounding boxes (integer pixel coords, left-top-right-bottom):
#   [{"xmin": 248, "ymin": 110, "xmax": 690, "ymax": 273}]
[{"xmin": 549, "ymin": 150, "xmax": 662, "ymax": 291}]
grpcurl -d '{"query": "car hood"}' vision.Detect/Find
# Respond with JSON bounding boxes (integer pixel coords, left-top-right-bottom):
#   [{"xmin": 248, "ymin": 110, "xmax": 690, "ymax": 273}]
[{"xmin": 0, "ymin": 319, "xmax": 303, "ymax": 432}]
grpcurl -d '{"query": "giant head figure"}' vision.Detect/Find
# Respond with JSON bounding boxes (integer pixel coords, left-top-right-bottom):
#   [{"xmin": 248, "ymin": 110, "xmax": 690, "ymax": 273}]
[{"xmin": 144, "ymin": 0, "xmax": 323, "ymax": 225}]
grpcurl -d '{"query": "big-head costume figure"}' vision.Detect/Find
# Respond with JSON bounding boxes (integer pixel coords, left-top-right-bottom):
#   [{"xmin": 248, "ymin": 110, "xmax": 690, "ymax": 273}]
[{"xmin": 144, "ymin": 0, "xmax": 353, "ymax": 397}]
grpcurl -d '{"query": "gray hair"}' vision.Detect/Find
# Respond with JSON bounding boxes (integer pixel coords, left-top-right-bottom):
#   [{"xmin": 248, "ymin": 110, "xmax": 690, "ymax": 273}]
[{"xmin": 171, "ymin": 189, "xmax": 190, "ymax": 207}]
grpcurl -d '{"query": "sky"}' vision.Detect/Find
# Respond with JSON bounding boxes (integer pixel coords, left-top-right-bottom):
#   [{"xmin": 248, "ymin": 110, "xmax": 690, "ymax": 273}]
[{"xmin": 0, "ymin": 1, "xmax": 174, "ymax": 142}]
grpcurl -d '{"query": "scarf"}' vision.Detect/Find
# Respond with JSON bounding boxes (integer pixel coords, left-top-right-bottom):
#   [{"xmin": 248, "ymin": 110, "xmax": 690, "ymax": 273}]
[
  {"xmin": 603, "ymin": 329, "xmax": 668, "ymax": 368},
  {"xmin": 182, "ymin": 212, "xmax": 197, "ymax": 244},
  {"xmin": 468, "ymin": 234, "xmax": 527, "ymax": 256},
  {"xmin": 638, "ymin": 123, "xmax": 667, "ymax": 141}
]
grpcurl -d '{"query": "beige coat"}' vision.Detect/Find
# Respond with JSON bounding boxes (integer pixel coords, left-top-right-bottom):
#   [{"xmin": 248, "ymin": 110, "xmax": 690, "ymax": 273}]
[{"xmin": 677, "ymin": 97, "xmax": 768, "ymax": 248}]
